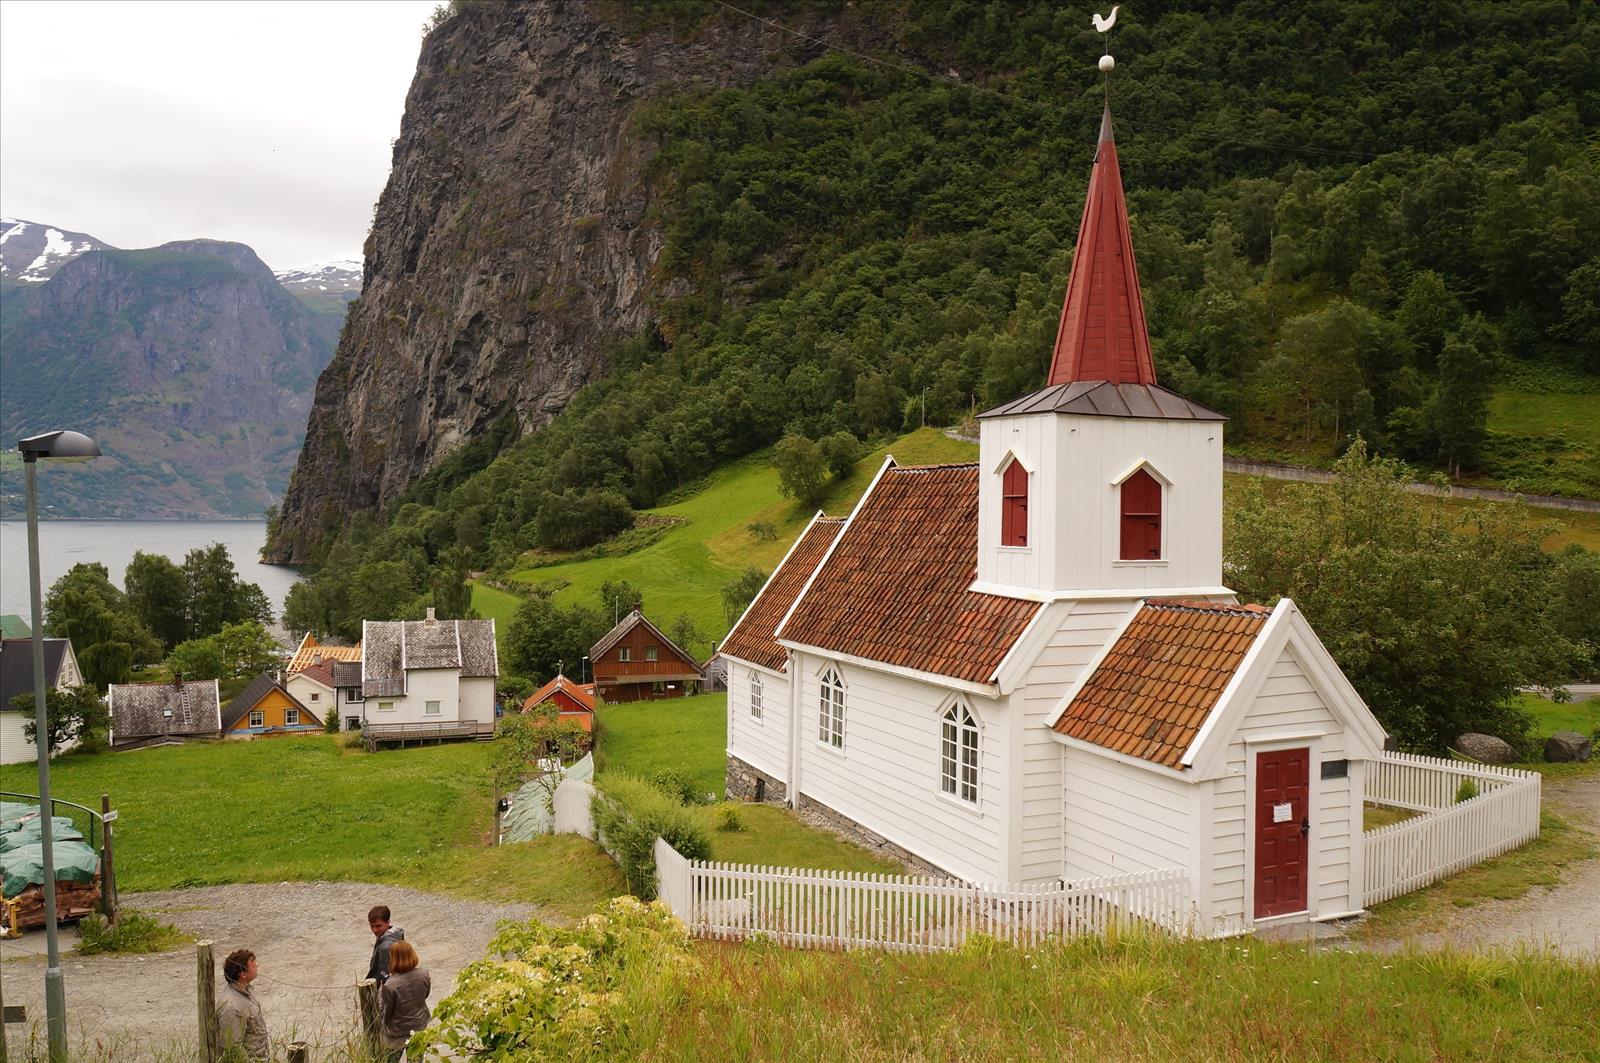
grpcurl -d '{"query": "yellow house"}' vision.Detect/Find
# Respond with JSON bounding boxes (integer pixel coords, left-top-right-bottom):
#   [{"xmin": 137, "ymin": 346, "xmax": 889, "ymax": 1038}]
[{"xmin": 221, "ymin": 673, "xmax": 321, "ymax": 739}]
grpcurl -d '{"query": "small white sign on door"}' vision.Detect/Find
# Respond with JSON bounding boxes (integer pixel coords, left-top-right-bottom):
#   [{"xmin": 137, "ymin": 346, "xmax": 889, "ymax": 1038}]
[{"xmin": 1272, "ymin": 802, "xmax": 1293, "ymax": 823}]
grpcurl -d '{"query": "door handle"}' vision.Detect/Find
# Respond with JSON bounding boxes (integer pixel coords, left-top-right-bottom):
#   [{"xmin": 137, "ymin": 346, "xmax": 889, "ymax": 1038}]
[{"xmin": 1300, "ymin": 817, "xmax": 1310, "ymax": 838}]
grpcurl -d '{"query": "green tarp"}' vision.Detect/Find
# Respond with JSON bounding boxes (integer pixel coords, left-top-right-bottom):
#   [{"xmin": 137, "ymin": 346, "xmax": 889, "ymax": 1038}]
[
  {"xmin": 0, "ymin": 802, "xmax": 41, "ymax": 826},
  {"xmin": 2, "ymin": 840, "xmax": 98, "ymax": 897},
  {"xmin": 0, "ymin": 817, "xmax": 84, "ymax": 852}
]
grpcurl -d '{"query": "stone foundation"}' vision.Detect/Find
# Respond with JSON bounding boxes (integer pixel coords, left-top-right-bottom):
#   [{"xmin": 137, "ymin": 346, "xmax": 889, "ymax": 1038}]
[
  {"xmin": 795, "ymin": 794, "xmax": 952, "ymax": 878},
  {"xmin": 725, "ymin": 755, "xmax": 787, "ymax": 804}
]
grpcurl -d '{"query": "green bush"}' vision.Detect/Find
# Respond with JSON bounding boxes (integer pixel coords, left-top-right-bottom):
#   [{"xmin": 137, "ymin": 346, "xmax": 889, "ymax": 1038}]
[
  {"xmin": 649, "ymin": 767, "xmax": 708, "ymax": 806},
  {"xmin": 1456, "ymin": 778, "xmax": 1480, "ymax": 803},
  {"xmin": 715, "ymin": 803, "xmax": 746, "ymax": 833},
  {"xmin": 593, "ymin": 773, "xmax": 711, "ymax": 899},
  {"xmin": 76, "ymin": 911, "xmax": 189, "ymax": 955},
  {"xmin": 418, "ymin": 896, "xmax": 690, "ymax": 1060}
]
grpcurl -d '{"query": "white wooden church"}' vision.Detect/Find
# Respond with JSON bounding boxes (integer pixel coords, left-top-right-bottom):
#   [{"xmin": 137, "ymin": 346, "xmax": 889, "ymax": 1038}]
[{"xmin": 719, "ymin": 103, "xmax": 1392, "ymax": 936}]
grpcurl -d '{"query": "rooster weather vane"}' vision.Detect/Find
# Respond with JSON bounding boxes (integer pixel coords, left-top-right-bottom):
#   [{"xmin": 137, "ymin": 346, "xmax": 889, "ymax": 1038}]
[{"xmin": 1093, "ymin": 5, "xmax": 1120, "ymax": 99}]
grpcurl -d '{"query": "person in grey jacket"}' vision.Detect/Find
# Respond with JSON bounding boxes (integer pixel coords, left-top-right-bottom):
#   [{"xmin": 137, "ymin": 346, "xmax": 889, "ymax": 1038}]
[
  {"xmin": 366, "ymin": 904, "xmax": 405, "ymax": 984},
  {"xmin": 379, "ymin": 939, "xmax": 432, "ymax": 1057},
  {"xmin": 216, "ymin": 948, "xmax": 270, "ymax": 1062}
]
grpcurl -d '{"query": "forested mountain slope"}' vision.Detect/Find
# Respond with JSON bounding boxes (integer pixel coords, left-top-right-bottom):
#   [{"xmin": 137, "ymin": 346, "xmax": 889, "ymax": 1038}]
[{"xmin": 269, "ymin": 0, "xmax": 1598, "ymax": 581}]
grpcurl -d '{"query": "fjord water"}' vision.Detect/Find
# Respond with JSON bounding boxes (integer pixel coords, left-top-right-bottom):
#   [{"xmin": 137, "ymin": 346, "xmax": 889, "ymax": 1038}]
[{"xmin": 0, "ymin": 521, "xmax": 300, "ymax": 621}]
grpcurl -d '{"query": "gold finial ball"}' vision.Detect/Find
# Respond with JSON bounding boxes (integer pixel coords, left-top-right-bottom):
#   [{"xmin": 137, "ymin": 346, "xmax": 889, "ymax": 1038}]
[{"xmin": 1098, "ymin": 54, "xmax": 1115, "ymax": 73}]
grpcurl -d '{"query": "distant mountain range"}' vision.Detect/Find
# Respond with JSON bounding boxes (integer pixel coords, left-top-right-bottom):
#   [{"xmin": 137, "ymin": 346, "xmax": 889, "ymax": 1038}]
[{"xmin": 0, "ymin": 218, "xmax": 361, "ymax": 519}]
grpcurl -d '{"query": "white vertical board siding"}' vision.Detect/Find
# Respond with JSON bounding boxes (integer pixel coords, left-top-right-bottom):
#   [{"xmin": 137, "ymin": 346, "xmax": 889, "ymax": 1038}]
[
  {"xmin": 795, "ymin": 659, "xmax": 1007, "ymax": 882},
  {"xmin": 1061, "ymin": 745, "xmax": 1194, "ymax": 879},
  {"xmin": 725, "ymin": 660, "xmax": 790, "ymax": 782},
  {"xmin": 459, "ymin": 677, "xmax": 498, "ymax": 726},
  {"xmin": 977, "ymin": 414, "xmax": 1061, "ymax": 593},
  {"xmin": 1, "ymin": 711, "xmax": 41, "ymax": 764},
  {"xmin": 1210, "ymin": 647, "xmax": 1351, "ymax": 931},
  {"xmin": 1012, "ymin": 600, "xmax": 1137, "ymax": 881},
  {"xmin": 1056, "ymin": 415, "xmax": 1223, "ymax": 593}
]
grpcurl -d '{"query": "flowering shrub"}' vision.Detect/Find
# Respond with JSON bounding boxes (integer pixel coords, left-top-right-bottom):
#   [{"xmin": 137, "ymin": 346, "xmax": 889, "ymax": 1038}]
[{"xmin": 415, "ymin": 896, "xmax": 691, "ymax": 1059}]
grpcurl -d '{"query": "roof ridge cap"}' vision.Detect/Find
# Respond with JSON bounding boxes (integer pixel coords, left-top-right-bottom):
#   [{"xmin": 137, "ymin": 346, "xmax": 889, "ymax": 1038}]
[{"xmin": 1145, "ymin": 597, "xmax": 1271, "ymax": 617}]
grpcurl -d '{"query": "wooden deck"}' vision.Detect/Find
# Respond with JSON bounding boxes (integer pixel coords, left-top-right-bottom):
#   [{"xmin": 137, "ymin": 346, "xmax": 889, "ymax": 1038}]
[{"xmin": 363, "ymin": 720, "xmax": 496, "ymax": 751}]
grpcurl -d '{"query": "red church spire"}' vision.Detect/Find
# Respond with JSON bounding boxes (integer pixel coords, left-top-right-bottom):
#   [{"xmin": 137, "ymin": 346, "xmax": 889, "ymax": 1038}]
[{"xmin": 1045, "ymin": 106, "xmax": 1158, "ymax": 387}]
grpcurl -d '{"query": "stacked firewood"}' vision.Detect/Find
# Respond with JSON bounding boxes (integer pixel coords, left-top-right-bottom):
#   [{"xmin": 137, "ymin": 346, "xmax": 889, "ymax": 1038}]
[{"xmin": 0, "ymin": 876, "xmax": 101, "ymax": 936}]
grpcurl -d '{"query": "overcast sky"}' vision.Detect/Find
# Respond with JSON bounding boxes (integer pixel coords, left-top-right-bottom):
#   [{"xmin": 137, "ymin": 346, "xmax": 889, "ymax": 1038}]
[{"xmin": 0, "ymin": 0, "xmax": 438, "ymax": 270}]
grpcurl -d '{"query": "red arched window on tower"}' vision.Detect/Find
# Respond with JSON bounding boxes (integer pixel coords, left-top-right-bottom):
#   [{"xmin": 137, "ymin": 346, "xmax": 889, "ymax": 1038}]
[
  {"xmin": 1001, "ymin": 461, "xmax": 1029, "ymax": 547},
  {"xmin": 1120, "ymin": 469, "xmax": 1162, "ymax": 560}
]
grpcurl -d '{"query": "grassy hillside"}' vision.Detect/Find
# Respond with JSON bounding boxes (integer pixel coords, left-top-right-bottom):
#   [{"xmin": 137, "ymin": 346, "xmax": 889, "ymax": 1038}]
[{"xmin": 497, "ymin": 428, "xmax": 977, "ymax": 641}]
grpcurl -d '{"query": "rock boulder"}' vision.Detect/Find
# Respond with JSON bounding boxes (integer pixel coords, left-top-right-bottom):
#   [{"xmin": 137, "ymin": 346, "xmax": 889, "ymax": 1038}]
[
  {"xmin": 1544, "ymin": 731, "xmax": 1593, "ymax": 763},
  {"xmin": 1454, "ymin": 732, "xmax": 1519, "ymax": 764}
]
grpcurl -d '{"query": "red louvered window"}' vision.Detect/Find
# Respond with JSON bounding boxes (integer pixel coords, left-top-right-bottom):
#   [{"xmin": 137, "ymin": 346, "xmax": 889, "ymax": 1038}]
[
  {"xmin": 1001, "ymin": 461, "xmax": 1028, "ymax": 547},
  {"xmin": 1120, "ymin": 469, "xmax": 1162, "ymax": 560}
]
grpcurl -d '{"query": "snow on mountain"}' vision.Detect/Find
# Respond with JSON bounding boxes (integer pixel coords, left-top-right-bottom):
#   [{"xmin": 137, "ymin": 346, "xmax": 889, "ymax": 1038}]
[
  {"xmin": 0, "ymin": 218, "xmax": 112, "ymax": 283},
  {"xmin": 273, "ymin": 258, "xmax": 363, "ymax": 293}
]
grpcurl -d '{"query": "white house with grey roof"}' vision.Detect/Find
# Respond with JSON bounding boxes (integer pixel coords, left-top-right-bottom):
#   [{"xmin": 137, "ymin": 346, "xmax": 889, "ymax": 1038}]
[{"xmin": 361, "ymin": 609, "xmax": 498, "ymax": 729}]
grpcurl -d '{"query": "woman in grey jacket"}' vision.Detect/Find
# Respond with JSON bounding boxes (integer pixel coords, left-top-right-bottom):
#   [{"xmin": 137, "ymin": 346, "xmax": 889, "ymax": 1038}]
[{"xmin": 379, "ymin": 939, "xmax": 431, "ymax": 1058}]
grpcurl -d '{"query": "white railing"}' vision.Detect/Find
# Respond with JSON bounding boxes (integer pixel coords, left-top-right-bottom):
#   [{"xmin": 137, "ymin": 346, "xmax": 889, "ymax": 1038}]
[
  {"xmin": 1363, "ymin": 751, "xmax": 1542, "ymax": 905},
  {"xmin": 652, "ymin": 840, "xmax": 1190, "ymax": 952}
]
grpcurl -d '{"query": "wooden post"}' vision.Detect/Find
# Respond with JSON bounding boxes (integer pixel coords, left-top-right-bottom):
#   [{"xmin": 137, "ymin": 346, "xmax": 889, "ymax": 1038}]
[
  {"xmin": 356, "ymin": 977, "xmax": 381, "ymax": 1056},
  {"xmin": 286, "ymin": 1042, "xmax": 308, "ymax": 1063},
  {"xmin": 98, "ymin": 794, "xmax": 118, "ymax": 921},
  {"xmin": 196, "ymin": 940, "xmax": 218, "ymax": 1063}
]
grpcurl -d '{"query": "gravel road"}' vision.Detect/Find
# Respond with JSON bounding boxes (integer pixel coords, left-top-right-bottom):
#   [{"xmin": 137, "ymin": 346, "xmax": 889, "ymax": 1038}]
[{"xmin": 1, "ymin": 881, "xmax": 536, "ymax": 1059}]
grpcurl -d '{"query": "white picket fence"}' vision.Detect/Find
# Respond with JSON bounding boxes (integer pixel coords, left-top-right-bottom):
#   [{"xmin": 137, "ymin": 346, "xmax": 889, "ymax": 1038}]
[
  {"xmin": 653, "ymin": 839, "xmax": 1189, "ymax": 952},
  {"xmin": 1363, "ymin": 751, "xmax": 1542, "ymax": 905}
]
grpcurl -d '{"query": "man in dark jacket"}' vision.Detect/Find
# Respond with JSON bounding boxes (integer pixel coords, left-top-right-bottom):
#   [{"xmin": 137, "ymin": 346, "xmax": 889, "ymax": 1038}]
[{"xmin": 366, "ymin": 904, "xmax": 406, "ymax": 984}]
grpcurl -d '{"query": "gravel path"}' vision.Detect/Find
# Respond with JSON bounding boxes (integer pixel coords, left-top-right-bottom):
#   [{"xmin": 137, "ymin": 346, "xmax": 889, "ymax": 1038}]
[{"xmin": 1, "ymin": 881, "xmax": 536, "ymax": 1059}]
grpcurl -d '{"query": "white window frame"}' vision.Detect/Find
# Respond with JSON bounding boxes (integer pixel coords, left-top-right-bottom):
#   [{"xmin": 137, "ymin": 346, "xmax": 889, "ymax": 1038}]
[
  {"xmin": 424, "ymin": 700, "xmax": 442, "ymax": 716},
  {"xmin": 817, "ymin": 667, "xmax": 845, "ymax": 749},
  {"xmin": 619, "ymin": 647, "xmax": 632, "ymax": 663},
  {"xmin": 309, "ymin": 692, "xmax": 320, "ymax": 702},
  {"xmin": 378, "ymin": 700, "xmax": 395, "ymax": 713},
  {"xmin": 286, "ymin": 708, "xmax": 300, "ymax": 726},
  {"xmin": 646, "ymin": 646, "xmax": 658, "ymax": 662},
  {"xmin": 248, "ymin": 710, "xmax": 264, "ymax": 728},
  {"xmin": 749, "ymin": 673, "xmax": 764, "ymax": 720},
  {"xmin": 940, "ymin": 700, "xmax": 980, "ymax": 804}
]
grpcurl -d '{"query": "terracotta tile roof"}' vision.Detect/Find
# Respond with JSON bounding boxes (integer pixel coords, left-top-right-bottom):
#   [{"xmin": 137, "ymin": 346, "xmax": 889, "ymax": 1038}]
[
  {"xmin": 522, "ymin": 673, "xmax": 597, "ymax": 713},
  {"xmin": 287, "ymin": 633, "xmax": 362, "ymax": 673},
  {"xmin": 718, "ymin": 516, "xmax": 845, "ymax": 673},
  {"xmin": 779, "ymin": 464, "xmax": 1040, "ymax": 686},
  {"xmin": 1054, "ymin": 598, "xmax": 1272, "ymax": 769}
]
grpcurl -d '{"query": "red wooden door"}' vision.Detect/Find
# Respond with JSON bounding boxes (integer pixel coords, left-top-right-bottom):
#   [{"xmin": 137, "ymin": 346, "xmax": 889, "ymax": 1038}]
[
  {"xmin": 1253, "ymin": 747, "xmax": 1310, "ymax": 918},
  {"xmin": 1119, "ymin": 469, "xmax": 1161, "ymax": 559}
]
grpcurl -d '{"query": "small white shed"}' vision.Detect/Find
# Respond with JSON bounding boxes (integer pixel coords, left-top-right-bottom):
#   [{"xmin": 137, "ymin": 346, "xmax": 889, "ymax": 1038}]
[{"xmin": 1049, "ymin": 597, "xmax": 1388, "ymax": 936}]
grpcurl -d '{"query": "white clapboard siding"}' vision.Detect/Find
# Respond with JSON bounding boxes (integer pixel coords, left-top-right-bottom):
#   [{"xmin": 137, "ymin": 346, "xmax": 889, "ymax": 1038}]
[
  {"xmin": 653, "ymin": 839, "xmax": 1191, "ymax": 953},
  {"xmin": 1363, "ymin": 752, "xmax": 1541, "ymax": 905},
  {"xmin": 726, "ymin": 660, "xmax": 790, "ymax": 782}
]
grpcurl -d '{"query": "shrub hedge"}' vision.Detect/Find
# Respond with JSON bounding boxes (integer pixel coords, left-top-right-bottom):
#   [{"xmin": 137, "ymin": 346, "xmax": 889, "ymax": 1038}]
[{"xmin": 593, "ymin": 772, "xmax": 711, "ymax": 899}]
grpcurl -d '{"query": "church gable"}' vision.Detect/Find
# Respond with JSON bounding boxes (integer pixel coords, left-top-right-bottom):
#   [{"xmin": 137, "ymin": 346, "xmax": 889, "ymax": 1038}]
[
  {"xmin": 778, "ymin": 462, "xmax": 1040, "ymax": 686},
  {"xmin": 720, "ymin": 513, "xmax": 845, "ymax": 673}
]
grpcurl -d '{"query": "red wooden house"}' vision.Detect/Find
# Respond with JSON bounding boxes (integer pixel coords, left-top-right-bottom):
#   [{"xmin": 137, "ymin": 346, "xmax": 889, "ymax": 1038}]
[
  {"xmin": 521, "ymin": 673, "xmax": 598, "ymax": 732},
  {"xmin": 589, "ymin": 610, "xmax": 702, "ymax": 703}
]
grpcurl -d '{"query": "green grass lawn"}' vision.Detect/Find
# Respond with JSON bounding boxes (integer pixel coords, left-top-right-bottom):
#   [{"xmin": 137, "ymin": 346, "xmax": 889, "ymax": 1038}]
[
  {"xmin": 0, "ymin": 737, "xmax": 621, "ymax": 921},
  {"xmin": 595, "ymin": 693, "xmax": 728, "ymax": 797},
  {"xmin": 595, "ymin": 691, "xmax": 901, "ymax": 872},
  {"xmin": 636, "ymin": 933, "xmax": 1598, "ymax": 1062},
  {"xmin": 1514, "ymin": 691, "xmax": 1600, "ymax": 742},
  {"xmin": 509, "ymin": 428, "xmax": 978, "ymax": 642}
]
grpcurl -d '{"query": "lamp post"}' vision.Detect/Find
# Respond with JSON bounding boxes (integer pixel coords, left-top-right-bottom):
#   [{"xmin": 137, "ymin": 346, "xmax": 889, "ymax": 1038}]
[
  {"xmin": 19, "ymin": 429, "xmax": 100, "ymax": 1062},
  {"xmin": 581, "ymin": 656, "xmax": 589, "ymax": 685}
]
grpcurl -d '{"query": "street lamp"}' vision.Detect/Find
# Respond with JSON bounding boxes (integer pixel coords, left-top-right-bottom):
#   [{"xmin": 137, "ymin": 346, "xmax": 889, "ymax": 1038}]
[
  {"xmin": 19, "ymin": 429, "xmax": 99, "ymax": 1061},
  {"xmin": 581, "ymin": 656, "xmax": 589, "ymax": 685}
]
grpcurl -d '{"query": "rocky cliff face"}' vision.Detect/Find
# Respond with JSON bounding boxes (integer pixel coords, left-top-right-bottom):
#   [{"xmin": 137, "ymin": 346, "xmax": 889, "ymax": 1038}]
[
  {"xmin": 0, "ymin": 238, "xmax": 341, "ymax": 518},
  {"xmin": 267, "ymin": 0, "xmax": 839, "ymax": 562}
]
